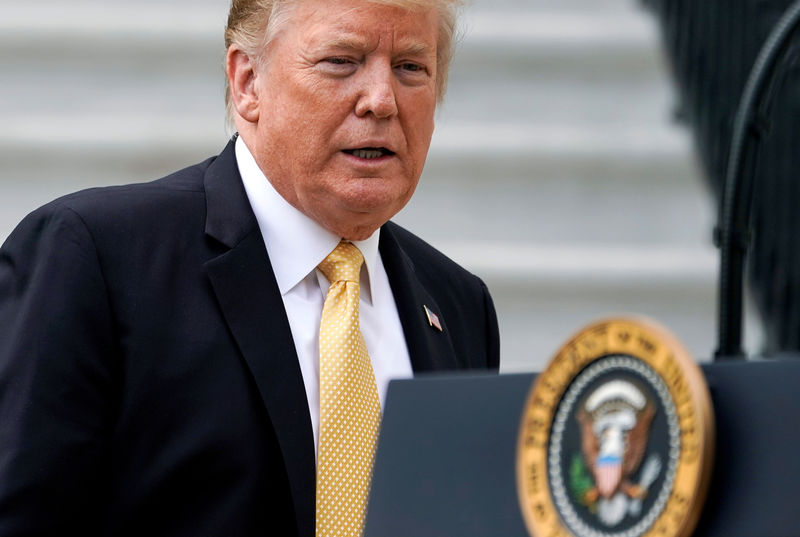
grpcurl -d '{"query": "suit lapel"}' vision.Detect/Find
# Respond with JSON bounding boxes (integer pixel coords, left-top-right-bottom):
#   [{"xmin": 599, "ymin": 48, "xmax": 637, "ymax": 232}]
[
  {"xmin": 379, "ymin": 223, "xmax": 460, "ymax": 373},
  {"xmin": 203, "ymin": 139, "xmax": 315, "ymax": 537}
]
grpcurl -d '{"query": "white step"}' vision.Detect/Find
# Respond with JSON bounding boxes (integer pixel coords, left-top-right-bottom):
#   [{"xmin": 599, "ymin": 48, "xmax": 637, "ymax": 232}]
[{"xmin": 440, "ymin": 242, "xmax": 721, "ymax": 371}]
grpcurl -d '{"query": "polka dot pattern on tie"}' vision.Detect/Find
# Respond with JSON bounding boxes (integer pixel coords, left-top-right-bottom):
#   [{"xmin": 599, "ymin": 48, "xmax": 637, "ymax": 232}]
[{"xmin": 316, "ymin": 241, "xmax": 381, "ymax": 537}]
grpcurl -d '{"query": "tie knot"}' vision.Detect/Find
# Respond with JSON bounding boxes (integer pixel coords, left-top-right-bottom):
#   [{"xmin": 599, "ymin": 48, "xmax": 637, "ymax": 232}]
[{"xmin": 318, "ymin": 241, "xmax": 364, "ymax": 284}]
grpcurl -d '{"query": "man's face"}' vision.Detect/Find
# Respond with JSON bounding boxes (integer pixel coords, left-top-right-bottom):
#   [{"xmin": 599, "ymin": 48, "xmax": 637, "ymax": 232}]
[{"xmin": 247, "ymin": 0, "xmax": 439, "ymax": 240}]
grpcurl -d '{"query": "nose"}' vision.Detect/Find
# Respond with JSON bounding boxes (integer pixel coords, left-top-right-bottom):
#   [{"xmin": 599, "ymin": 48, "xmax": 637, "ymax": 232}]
[{"xmin": 354, "ymin": 61, "xmax": 398, "ymax": 119}]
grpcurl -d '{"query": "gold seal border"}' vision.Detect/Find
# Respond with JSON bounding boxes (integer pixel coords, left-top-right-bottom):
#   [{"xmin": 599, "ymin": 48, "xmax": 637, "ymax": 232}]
[{"xmin": 516, "ymin": 316, "xmax": 715, "ymax": 537}]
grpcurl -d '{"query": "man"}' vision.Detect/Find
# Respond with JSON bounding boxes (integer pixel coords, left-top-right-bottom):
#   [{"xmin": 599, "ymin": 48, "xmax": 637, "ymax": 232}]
[{"xmin": 0, "ymin": 0, "xmax": 499, "ymax": 535}]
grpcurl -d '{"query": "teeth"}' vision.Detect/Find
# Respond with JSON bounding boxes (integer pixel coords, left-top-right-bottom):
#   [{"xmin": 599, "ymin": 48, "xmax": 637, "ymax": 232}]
[{"xmin": 352, "ymin": 149, "xmax": 384, "ymax": 159}]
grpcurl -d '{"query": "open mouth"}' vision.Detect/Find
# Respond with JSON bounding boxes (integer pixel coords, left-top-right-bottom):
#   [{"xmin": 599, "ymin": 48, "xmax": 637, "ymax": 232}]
[{"xmin": 343, "ymin": 147, "xmax": 395, "ymax": 160}]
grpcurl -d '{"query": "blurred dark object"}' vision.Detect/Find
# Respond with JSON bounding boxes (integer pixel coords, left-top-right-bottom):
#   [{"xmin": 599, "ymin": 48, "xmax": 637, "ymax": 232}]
[
  {"xmin": 710, "ymin": 0, "xmax": 800, "ymax": 359},
  {"xmin": 643, "ymin": 0, "xmax": 800, "ymax": 355}
]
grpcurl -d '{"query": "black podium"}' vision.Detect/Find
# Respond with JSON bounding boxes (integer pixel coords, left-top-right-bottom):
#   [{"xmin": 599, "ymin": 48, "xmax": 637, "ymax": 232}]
[{"xmin": 364, "ymin": 360, "xmax": 800, "ymax": 537}]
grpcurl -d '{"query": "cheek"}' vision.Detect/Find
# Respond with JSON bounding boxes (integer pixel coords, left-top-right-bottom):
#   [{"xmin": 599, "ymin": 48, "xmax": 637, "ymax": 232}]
[
  {"xmin": 261, "ymin": 104, "xmax": 338, "ymax": 171},
  {"xmin": 407, "ymin": 115, "xmax": 435, "ymax": 165},
  {"xmin": 402, "ymin": 92, "xmax": 436, "ymax": 150},
  {"xmin": 286, "ymin": 93, "xmax": 350, "ymax": 159}
]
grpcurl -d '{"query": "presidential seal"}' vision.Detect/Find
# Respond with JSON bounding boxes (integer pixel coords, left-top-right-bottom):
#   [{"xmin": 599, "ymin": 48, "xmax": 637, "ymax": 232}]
[{"xmin": 517, "ymin": 318, "xmax": 714, "ymax": 537}]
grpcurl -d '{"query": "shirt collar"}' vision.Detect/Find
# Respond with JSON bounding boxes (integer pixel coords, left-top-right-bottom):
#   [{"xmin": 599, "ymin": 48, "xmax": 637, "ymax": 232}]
[{"xmin": 235, "ymin": 136, "xmax": 380, "ymax": 299}]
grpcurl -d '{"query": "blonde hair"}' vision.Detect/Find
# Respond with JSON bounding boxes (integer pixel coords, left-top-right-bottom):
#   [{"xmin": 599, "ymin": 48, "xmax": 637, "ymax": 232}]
[{"xmin": 224, "ymin": 0, "xmax": 463, "ymax": 123}]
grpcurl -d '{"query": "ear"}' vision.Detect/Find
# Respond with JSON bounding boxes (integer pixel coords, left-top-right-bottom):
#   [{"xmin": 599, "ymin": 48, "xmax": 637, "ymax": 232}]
[{"xmin": 226, "ymin": 45, "xmax": 260, "ymax": 123}]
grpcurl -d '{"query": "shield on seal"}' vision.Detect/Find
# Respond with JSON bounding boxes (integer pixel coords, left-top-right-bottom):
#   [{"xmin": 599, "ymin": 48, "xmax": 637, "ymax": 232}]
[{"xmin": 594, "ymin": 454, "xmax": 623, "ymax": 497}]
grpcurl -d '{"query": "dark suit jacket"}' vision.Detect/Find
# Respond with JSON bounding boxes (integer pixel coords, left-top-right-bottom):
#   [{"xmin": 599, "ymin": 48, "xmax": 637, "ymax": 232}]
[{"xmin": 0, "ymin": 139, "xmax": 499, "ymax": 536}]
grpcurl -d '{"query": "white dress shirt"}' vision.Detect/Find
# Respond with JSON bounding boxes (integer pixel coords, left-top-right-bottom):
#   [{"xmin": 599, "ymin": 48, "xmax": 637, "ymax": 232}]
[{"xmin": 235, "ymin": 136, "xmax": 413, "ymax": 454}]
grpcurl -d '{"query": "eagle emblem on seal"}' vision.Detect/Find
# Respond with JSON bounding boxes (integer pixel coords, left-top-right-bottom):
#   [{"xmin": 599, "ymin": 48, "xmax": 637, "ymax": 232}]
[{"xmin": 571, "ymin": 379, "xmax": 662, "ymax": 526}]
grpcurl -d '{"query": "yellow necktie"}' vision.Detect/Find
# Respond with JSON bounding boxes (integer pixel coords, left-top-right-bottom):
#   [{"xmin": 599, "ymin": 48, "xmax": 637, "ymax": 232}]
[{"xmin": 316, "ymin": 241, "xmax": 381, "ymax": 537}]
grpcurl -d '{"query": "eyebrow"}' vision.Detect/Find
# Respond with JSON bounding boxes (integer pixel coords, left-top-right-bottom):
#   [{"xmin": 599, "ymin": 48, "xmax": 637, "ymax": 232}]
[{"xmin": 316, "ymin": 35, "xmax": 435, "ymax": 57}]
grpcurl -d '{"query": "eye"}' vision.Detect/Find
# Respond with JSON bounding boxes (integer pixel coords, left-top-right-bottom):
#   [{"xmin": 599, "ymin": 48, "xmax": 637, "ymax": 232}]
[
  {"xmin": 326, "ymin": 57, "xmax": 351, "ymax": 65},
  {"xmin": 318, "ymin": 57, "xmax": 359, "ymax": 76},
  {"xmin": 394, "ymin": 61, "xmax": 431, "ymax": 85},
  {"xmin": 396, "ymin": 62, "xmax": 426, "ymax": 73}
]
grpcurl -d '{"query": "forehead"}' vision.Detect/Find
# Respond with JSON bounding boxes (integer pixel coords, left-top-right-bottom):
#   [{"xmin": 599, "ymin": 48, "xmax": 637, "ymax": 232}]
[{"xmin": 282, "ymin": 0, "xmax": 439, "ymax": 53}]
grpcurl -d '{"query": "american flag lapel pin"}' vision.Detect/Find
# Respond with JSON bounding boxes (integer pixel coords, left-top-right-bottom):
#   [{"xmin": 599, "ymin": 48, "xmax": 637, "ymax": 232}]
[{"xmin": 423, "ymin": 305, "xmax": 443, "ymax": 332}]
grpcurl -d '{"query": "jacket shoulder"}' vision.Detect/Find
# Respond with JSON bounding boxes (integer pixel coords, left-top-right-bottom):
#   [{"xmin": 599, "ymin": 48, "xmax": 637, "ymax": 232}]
[
  {"xmin": 12, "ymin": 156, "xmax": 219, "ymax": 242},
  {"xmin": 49, "ymin": 156, "xmax": 213, "ymax": 214},
  {"xmin": 382, "ymin": 221, "xmax": 480, "ymax": 285}
]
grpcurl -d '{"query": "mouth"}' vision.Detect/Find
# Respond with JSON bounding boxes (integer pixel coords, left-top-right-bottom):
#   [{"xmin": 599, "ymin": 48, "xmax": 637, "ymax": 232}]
[{"xmin": 342, "ymin": 147, "xmax": 395, "ymax": 160}]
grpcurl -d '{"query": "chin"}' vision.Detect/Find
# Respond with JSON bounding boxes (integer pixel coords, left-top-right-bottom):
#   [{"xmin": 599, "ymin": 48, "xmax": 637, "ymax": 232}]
[
  {"xmin": 323, "ymin": 207, "xmax": 395, "ymax": 241},
  {"xmin": 341, "ymin": 183, "xmax": 414, "ymax": 215},
  {"xmin": 341, "ymin": 227, "xmax": 379, "ymax": 242},
  {"xmin": 308, "ymin": 183, "xmax": 416, "ymax": 238},
  {"xmin": 326, "ymin": 216, "xmax": 383, "ymax": 241}
]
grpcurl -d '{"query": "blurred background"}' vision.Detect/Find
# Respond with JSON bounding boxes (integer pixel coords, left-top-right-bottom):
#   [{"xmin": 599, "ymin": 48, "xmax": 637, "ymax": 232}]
[{"xmin": 1, "ymin": 0, "xmax": 780, "ymax": 371}]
